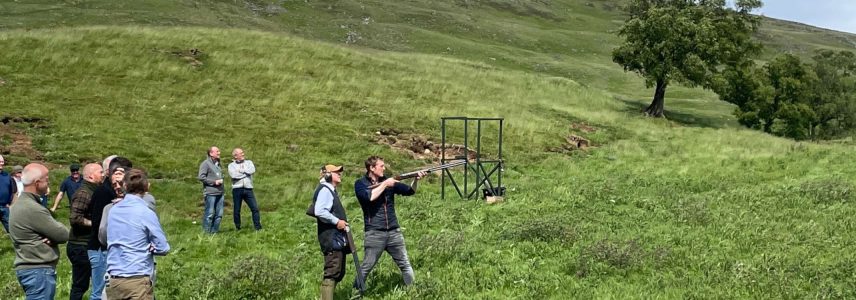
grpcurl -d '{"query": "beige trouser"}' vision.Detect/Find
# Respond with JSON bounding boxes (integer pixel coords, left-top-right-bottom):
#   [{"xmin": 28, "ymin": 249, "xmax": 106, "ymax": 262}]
[{"xmin": 105, "ymin": 275, "xmax": 153, "ymax": 300}]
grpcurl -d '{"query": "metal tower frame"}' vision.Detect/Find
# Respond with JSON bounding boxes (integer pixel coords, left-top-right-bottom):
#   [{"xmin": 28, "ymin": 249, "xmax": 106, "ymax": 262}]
[{"xmin": 440, "ymin": 116, "xmax": 504, "ymax": 200}]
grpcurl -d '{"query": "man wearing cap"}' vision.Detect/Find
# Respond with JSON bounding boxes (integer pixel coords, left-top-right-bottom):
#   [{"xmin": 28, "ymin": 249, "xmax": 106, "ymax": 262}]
[
  {"xmin": 12, "ymin": 164, "xmax": 24, "ymax": 199},
  {"xmin": 0, "ymin": 155, "xmax": 18, "ymax": 233},
  {"xmin": 228, "ymin": 148, "xmax": 262, "ymax": 231},
  {"xmin": 51, "ymin": 163, "xmax": 83, "ymax": 212},
  {"xmin": 198, "ymin": 146, "xmax": 225, "ymax": 233},
  {"xmin": 354, "ymin": 156, "xmax": 424, "ymax": 288},
  {"xmin": 12, "ymin": 165, "xmax": 49, "ymax": 208},
  {"xmin": 9, "ymin": 163, "xmax": 70, "ymax": 299},
  {"xmin": 312, "ymin": 164, "xmax": 349, "ymax": 300}
]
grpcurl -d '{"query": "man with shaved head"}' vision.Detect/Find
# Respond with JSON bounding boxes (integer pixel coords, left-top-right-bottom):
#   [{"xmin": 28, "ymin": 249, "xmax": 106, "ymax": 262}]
[
  {"xmin": 9, "ymin": 163, "xmax": 70, "ymax": 299},
  {"xmin": 198, "ymin": 146, "xmax": 225, "ymax": 233},
  {"xmin": 88, "ymin": 156, "xmax": 132, "ymax": 300},
  {"xmin": 66, "ymin": 163, "xmax": 104, "ymax": 300}
]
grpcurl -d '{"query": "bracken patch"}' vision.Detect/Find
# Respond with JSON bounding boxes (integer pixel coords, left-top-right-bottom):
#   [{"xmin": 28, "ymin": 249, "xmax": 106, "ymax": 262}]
[
  {"xmin": 0, "ymin": 116, "xmax": 49, "ymax": 164},
  {"xmin": 372, "ymin": 127, "xmax": 478, "ymax": 161}
]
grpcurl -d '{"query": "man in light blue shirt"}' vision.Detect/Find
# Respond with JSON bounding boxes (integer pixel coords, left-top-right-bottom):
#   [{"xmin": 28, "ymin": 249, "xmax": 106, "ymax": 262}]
[
  {"xmin": 312, "ymin": 164, "xmax": 350, "ymax": 300},
  {"xmin": 105, "ymin": 168, "xmax": 169, "ymax": 299}
]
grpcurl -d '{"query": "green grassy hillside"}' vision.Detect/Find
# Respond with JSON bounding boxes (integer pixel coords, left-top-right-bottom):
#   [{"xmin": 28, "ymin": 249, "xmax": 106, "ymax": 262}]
[
  {"xmin": 0, "ymin": 1, "xmax": 855, "ymax": 299},
  {"xmin": 759, "ymin": 17, "xmax": 856, "ymax": 58},
  {"xmin": 4, "ymin": 0, "xmax": 855, "ymax": 121}
]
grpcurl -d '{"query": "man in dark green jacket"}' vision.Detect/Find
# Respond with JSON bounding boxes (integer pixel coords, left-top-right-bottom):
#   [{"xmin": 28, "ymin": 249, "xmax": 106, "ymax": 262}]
[{"xmin": 9, "ymin": 163, "xmax": 70, "ymax": 300}]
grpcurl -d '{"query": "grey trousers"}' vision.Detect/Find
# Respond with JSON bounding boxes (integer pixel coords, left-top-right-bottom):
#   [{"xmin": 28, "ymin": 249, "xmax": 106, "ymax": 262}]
[{"xmin": 359, "ymin": 228, "xmax": 414, "ymax": 286}]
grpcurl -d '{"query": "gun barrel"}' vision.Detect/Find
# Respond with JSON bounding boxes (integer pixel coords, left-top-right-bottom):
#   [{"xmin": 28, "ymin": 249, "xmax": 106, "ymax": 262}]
[
  {"xmin": 407, "ymin": 160, "xmax": 465, "ymax": 177},
  {"xmin": 370, "ymin": 160, "xmax": 468, "ymax": 188}
]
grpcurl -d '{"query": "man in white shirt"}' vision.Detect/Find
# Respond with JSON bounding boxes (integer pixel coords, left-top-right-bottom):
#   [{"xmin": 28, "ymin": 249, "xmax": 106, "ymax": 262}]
[{"xmin": 228, "ymin": 148, "xmax": 261, "ymax": 231}]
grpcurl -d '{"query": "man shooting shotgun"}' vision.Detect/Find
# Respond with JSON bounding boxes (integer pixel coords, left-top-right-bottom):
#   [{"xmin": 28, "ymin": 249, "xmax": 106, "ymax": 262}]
[{"xmin": 354, "ymin": 156, "xmax": 428, "ymax": 290}]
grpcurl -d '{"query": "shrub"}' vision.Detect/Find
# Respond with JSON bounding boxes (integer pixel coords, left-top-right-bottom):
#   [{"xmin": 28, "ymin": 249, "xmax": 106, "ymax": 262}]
[
  {"xmin": 572, "ymin": 239, "xmax": 670, "ymax": 278},
  {"xmin": 500, "ymin": 219, "xmax": 578, "ymax": 244},
  {"xmin": 185, "ymin": 254, "xmax": 303, "ymax": 299},
  {"xmin": 800, "ymin": 178, "xmax": 854, "ymax": 204}
]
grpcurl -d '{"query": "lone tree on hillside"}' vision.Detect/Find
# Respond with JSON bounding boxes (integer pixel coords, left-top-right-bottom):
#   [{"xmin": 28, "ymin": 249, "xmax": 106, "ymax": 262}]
[{"xmin": 612, "ymin": 0, "xmax": 763, "ymax": 117}]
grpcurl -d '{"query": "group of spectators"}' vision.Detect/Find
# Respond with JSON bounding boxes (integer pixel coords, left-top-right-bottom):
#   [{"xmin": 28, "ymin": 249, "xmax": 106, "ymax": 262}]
[
  {"xmin": 1, "ymin": 150, "xmax": 425, "ymax": 300},
  {"xmin": 1, "ymin": 147, "xmax": 262, "ymax": 300},
  {"xmin": 1, "ymin": 155, "xmax": 73, "ymax": 232},
  {"xmin": 197, "ymin": 146, "xmax": 262, "ymax": 234},
  {"xmin": 2, "ymin": 155, "xmax": 168, "ymax": 300}
]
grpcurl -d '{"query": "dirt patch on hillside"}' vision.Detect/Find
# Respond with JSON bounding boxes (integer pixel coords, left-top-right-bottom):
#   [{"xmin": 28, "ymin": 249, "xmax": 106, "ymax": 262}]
[
  {"xmin": 0, "ymin": 116, "xmax": 49, "ymax": 165},
  {"xmin": 157, "ymin": 48, "xmax": 206, "ymax": 67},
  {"xmin": 570, "ymin": 122, "xmax": 598, "ymax": 133},
  {"xmin": 243, "ymin": 0, "xmax": 287, "ymax": 16},
  {"xmin": 372, "ymin": 128, "xmax": 478, "ymax": 161},
  {"xmin": 547, "ymin": 122, "xmax": 598, "ymax": 154}
]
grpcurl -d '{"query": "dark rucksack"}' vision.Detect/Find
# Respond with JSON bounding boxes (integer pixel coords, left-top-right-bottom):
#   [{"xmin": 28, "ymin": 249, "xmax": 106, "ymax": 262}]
[{"xmin": 306, "ymin": 184, "xmax": 335, "ymax": 217}]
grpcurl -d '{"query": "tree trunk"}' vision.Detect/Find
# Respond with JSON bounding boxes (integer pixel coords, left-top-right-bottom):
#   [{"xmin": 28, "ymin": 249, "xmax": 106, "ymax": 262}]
[{"xmin": 644, "ymin": 79, "xmax": 667, "ymax": 117}]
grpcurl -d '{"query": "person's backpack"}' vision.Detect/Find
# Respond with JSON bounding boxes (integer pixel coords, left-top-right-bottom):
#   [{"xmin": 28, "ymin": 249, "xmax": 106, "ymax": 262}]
[
  {"xmin": 306, "ymin": 185, "xmax": 334, "ymax": 217},
  {"xmin": 307, "ymin": 185, "xmax": 350, "ymax": 253}
]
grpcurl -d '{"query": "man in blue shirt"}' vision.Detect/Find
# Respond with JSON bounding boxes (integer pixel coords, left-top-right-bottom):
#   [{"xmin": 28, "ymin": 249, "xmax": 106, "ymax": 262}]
[
  {"xmin": 0, "ymin": 155, "xmax": 18, "ymax": 233},
  {"xmin": 312, "ymin": 164, "xmax": 349, "ymax": 300},
  {"xmin": 105, "ymin": 168, "xmax": 170, "ymax": 299},
  {"xmin": 51, "ymin": 163, "xmax": 83, "ymax": 212}
]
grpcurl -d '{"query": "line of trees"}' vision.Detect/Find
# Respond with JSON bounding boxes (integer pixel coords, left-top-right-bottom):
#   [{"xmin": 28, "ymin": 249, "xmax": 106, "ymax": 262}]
[{"xmin": 713, "ymin": 50, "xmax": 856, "ymax": 140}]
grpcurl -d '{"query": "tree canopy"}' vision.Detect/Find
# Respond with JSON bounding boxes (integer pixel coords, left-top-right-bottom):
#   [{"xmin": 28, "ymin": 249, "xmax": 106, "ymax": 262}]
[
  {"xmin": 613, "ymin": 0, "xmax": 763, "ymax": 117},
  {"xmin": 715, "ymin": 50, "xmax": 856, "ymax": 140}
]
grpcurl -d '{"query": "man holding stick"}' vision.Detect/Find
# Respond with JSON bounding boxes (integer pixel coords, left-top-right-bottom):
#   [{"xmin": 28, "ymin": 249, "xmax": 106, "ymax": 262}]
[{"xmin": 311, "ymin": 164, "xmax": 351, "ymax": 300}]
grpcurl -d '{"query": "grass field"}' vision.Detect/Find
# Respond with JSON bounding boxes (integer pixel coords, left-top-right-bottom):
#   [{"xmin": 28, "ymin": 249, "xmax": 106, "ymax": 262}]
[{"xmin": 0, "ymin": 1, "xmax": 855, "ymax": 299}]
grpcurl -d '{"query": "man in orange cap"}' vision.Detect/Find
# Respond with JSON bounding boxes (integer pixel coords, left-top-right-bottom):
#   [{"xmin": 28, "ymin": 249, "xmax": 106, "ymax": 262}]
[{"xmin": 311, "ymin": 164, "xmax": 349, "ymax": 300}]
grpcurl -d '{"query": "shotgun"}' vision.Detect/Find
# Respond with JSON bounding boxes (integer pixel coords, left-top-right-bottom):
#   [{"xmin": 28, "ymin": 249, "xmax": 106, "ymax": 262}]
[
  {"xmin": 345, "ymin": 226, "xmax": 365, "ymax": 295},
  {"xmin": 366, "ymin": 160, "xmax": 467, "ymax": 189}
]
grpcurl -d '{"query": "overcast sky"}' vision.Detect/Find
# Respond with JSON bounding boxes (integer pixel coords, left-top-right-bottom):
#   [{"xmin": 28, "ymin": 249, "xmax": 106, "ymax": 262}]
[{"xmin": 730, "ymin": 0, "xmax": 856, "ymax": 34}]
